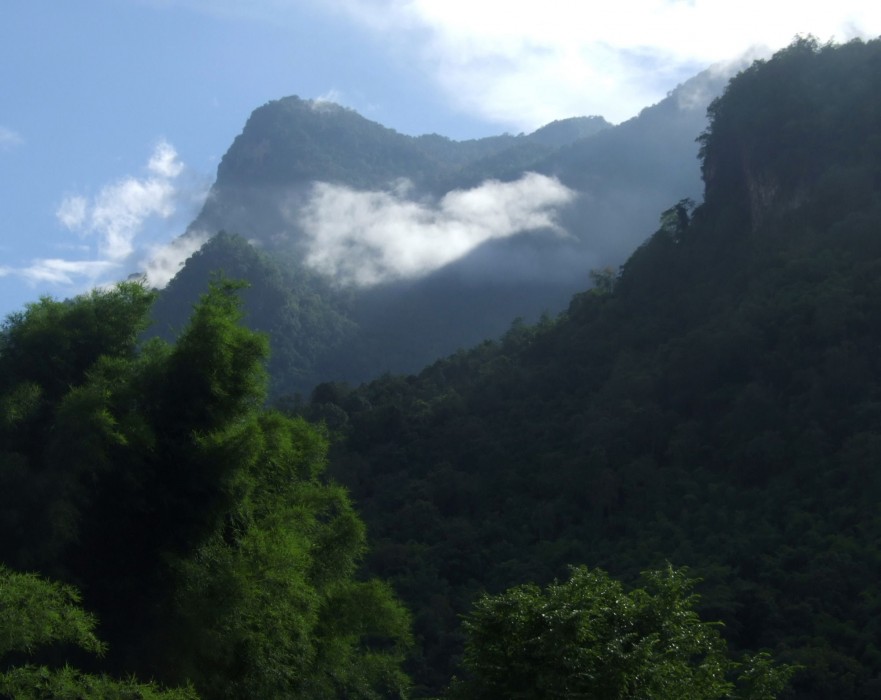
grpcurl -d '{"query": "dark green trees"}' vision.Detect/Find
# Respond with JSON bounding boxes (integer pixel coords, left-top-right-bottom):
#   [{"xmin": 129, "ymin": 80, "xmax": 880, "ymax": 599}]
[
  {"xmin": 0, "ymin": 282, "xmax": 159, "ymax": 575},
  {"xmin": 307, "ymin": 37, "xmax": 881, "ymax": 698},
  {"xmin": 0, "ymin": 281, "xmax": 411, "ymax": 698},
  {"xmin": 0, "ymin": 566, "xmax": 196, "ymax": 699},
  {"xmin": 166, "ymin": 411, "xmax": 412, "ymax": 698},
  {"xmin": 449, "ymin": 566, "xmax": 792, "ymax": 700},
  {"xmin": 149, "ymin": 232, "xmax": 357, "ymax": 399}
]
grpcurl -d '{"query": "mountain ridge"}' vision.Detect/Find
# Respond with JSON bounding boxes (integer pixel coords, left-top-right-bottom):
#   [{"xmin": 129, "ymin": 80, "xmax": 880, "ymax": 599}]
[{"xmin": 157, "ymin": 63, "xmax": 733, "ymax": 395}]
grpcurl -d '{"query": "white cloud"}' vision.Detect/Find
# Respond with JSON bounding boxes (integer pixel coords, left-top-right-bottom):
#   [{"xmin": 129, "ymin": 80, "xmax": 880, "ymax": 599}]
[
  {"xmin": 90, "ymin": 176, "xmax": 178, "ymax": 260},
  {"xmin": 2, "ymin": 139, "xmax": 208, "ymax": 296},
  {"xmin": 298, "ymin": 172, "xmax": 575, "ymax": 285},
  {"xmin": 147, "ymin": 1, "xmax": 881, "ymax": 130},
  {"xmin": 56, "ymin": 195, "xmax": 88, "ymax": 230},
  {"xmin": 329, "ymin": 0, "xmax": 881, "ymax": 128},
  {"xmin": 0, "ymin": 125, "xmax": 23, "ymax": 150},
  {"xmin": 57, "ymin": 139, "xmax": 184, "ymax": 262},
  {"xmin": 17, "ymin": 259, "xmax": 119, "ymax": 285},
  {"xmin": 314, "ymin": 89, "xmax": 345, "ymax": 106},
  {"xmin": 148, "ymin": 139, "xmax": 185, "ymax": 178},
  {"xmin": 307, "ymin": 93, "xmax": 353, "ymax": 115},
  {"xmin": 141, "ymin": 230, "xmax": 210, "ymax": 288}
]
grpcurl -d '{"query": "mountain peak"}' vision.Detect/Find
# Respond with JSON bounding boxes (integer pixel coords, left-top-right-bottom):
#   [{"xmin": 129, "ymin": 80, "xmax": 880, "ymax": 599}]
[
  {"xmin": 699, "ymin": 36, "xmax": 881, "ymax": 230},
  {"xmin": 526, "ymin": 116, "xmax": 611, "ymax": 148}
]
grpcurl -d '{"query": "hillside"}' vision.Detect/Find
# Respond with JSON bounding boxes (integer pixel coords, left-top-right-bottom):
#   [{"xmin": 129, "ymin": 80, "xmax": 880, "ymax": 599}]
[
  {"xmin": 149, "ymin": 232, "xmax": 356, "ymax": 396},
  {"xmin": 304, "ymin": 37, "xmax": 881, "ymax": 698},
  {"xmin": 155, "ymin": 66, "xmax": 731, "ymax": 396}
]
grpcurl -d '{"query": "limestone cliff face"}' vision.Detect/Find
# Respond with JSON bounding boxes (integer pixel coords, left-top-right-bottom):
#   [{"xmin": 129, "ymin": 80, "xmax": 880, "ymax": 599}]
[
  {"xmin": 699, "ymin": 37, "xmax": 881, "ymax": 234},
  {"xmin": 743, "ymin": 159, "xmax": 810, "ymax": 230},
  {"xmin": 699, "ymin": 101, "xmax": 794, "ymax": 232}
]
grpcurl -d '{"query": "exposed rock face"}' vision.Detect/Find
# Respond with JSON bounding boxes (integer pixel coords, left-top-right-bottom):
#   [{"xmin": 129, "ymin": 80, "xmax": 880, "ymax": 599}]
[{"xmin": 701, "ymin": 38, "xmax": 881, "ymax": 234}]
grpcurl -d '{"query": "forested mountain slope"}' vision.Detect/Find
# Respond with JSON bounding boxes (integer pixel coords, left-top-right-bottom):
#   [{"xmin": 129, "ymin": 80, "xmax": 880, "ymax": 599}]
[
  {"xmin": 305, "ymin": 37, "xmax": 881, "ymax": 698},
  {"xmin": 150, "ymin": 232, "xmax": 357, "ymax": 397},
  {"xmin": 155, "ymin": 67, "xmax": 730, "ymax": 396}
]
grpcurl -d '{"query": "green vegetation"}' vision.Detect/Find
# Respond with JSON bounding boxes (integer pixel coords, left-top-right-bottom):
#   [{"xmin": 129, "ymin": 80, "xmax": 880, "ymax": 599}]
[
  {"xmin": 0, "ymin": 281, "xmax": 410, "ymax": 698},
  {"xmin": 448, "ymin": 565, "xmax": 793, "ymax": 700},
  {"xmin": 301, "ymin": 37, "xmax": 881, "ymax": 698},
  {"xmin": 0, "ymin": 565, "xmax": 196, "ymax": 699},
  {"xmin": 0, "ymin": 280, "xmax": 789, "ymax": 698},
  {"xmin": 150, "ymin": 232, "xmax": 356, "ymax": 398}
]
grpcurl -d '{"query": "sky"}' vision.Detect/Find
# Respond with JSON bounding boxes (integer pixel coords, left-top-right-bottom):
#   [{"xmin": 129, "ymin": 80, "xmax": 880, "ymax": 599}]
[{"xmin": 1, "ymin": 0, "xmax": 879, "ymax": 318}]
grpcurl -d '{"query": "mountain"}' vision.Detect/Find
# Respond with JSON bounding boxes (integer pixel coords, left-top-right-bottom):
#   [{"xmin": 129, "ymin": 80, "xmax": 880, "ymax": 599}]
[
  {"xmin": 527, "ymin": 116, "xmax": 612, "ymax": 148},
  {"xmin": 156, "ymin": 64, "xmax": 734, "ymax": 396},
  {"xmin": 149, "ymin": 232, "xmax": 357, "ymax": 396},
  {"xmin": 301, "ymin": 37, "xmax": 881, "ymax": 698}
]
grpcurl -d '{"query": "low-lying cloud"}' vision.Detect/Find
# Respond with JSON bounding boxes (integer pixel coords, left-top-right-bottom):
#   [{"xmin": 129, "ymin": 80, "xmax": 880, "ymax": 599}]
[
  {"xmin": 298, "ymin": 172, "xmax": 575, "ymax": 286},
  {"xmin": 142, "ymin": 230, "xmax": 211, "ymax": 289}
]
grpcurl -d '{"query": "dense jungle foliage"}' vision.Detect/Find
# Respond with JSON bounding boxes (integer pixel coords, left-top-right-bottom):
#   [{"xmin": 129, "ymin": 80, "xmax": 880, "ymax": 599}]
[
  {"xmin": 0, "ymin": 282, "xmax": 781, "ymax": 699},
  {"xmin": 0, "ymin": 282, "xmax": 411, "ymax": 698},
  {"xmin": 298, "ymin": 37, "xmax": 881, "ymax": 698}
]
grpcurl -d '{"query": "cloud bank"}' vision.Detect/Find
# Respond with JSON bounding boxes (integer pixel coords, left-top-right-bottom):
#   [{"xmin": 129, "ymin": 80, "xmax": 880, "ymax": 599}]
[
  {"xmin": 298, "ymin": 172, "xmax": 575, "ymax": 286},
  {"xmin": 330, "ymin": 0, "xmax": 881, "ymax": 128}
]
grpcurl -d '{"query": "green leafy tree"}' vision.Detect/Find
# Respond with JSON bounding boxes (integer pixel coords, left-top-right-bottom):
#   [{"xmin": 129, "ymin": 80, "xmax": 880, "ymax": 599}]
[
  {"xmin": 0, "ymin": 283, "xmax": 157, "ymax": 573},
  {"xmin": 0, "ymin": 565, "xmax": 196, "ymax": 700},
  {"xmin": 588, "ymin": 267, "xmax": 618, "ymax": 296},
  {"xmin": 447, "ymin": 565, "xmax": 793, "ymax": 700},
  {"xmin": 0, "ymin": 280, "xmax": 412, "ymax": 698},
  {"xmin": 166, "ymin": 412, "xmax": 412, "ymax": 699}
]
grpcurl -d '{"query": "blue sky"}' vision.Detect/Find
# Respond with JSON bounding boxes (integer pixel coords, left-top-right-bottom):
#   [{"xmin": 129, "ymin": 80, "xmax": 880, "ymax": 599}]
[{"xmin": 2, "ymin": 0, "xmax": 879, "ymax": 318}]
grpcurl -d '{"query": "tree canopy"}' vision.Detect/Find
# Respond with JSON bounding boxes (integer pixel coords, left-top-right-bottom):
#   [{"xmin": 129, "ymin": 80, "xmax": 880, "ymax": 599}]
[
  {"xmin": 0, "ymin": 565, "xmax": 196, "ymax": 700},
  {"xmin": 448, "ymin": 565, "xmax": 793, "ymax": 700},
  {"xmin": 0, "ymin": 280, "xmax": 411, "ymax": 698}
]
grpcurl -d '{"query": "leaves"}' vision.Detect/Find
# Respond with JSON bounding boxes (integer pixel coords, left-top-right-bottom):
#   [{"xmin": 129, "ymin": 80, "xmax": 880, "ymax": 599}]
[
  {"xmin": 0, "ymin": 279, "xmax": 412, "ymax": 698},
  {"xmin": 0, "ymin": 566, "xmax": 196, "ymax": 700},
  {"xmin": 450, "ymin": 565, "xmax": 791, "ymax": 700},
  {"xmin": 0, "ymin": 665, "xmax": 199, "ymax": 700},
  {"xmin": 0, "ymin": 566, "xmax": 104, "ymax": 658},
  {"xmin": 168, "ymin": 411, "xmax": 411, "ymax": 699}
]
